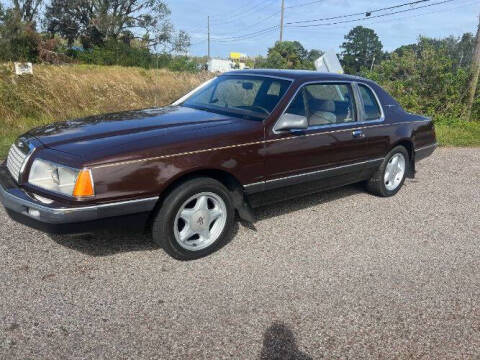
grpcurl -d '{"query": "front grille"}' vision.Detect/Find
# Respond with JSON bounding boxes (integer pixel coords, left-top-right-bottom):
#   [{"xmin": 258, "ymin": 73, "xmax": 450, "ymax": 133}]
[{"xmin": 6, "ymin": 143, "xmax": 28, "ymax": 182}]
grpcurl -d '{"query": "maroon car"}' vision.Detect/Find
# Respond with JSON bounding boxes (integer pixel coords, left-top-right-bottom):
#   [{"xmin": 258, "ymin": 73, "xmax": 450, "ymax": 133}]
[{"xmin": 0, "ymin": 70, "xmax": 437, "ymax": 260}]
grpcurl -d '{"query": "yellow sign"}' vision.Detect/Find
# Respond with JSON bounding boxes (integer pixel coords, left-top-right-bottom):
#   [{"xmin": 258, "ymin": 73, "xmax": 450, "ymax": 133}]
[{"xmin": 230, "ymin": 52, "xmax": 246, "ymax": 60}]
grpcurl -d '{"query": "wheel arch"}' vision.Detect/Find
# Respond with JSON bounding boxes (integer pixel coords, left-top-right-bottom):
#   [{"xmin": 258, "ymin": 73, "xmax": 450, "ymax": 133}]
[
  {"xmin": 147, "ymin": 167, "xmax": 254, "ymax": 229},
  {"xmin": 390, "ymin": 138, "xmax": 415, "ymax": 178}
]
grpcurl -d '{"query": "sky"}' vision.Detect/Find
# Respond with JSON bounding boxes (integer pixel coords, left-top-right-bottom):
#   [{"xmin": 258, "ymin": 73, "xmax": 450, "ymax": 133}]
[{"xmin": 168, "ymin": 0, "xmax": 480, "ymax": 58}]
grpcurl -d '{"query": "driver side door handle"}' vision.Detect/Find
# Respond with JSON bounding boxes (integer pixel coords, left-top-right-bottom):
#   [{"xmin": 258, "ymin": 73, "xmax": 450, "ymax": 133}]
[{"xmin": 352, "ymin": 130, "xmax": 365, "ymax": 138}]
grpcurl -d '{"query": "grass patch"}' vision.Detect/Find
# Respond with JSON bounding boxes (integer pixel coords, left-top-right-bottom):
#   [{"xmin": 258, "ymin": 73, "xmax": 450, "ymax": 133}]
[
  {"xmin": 0, "ymin": 63, "xmax": 212, "ymax": 158},
  {"xmin": 0, "ymin": 63, "xmax": 478, "ymax": 158},
  {"xmin": 435, "ymin": 119, "xmax": 480, "ymax": 147}
]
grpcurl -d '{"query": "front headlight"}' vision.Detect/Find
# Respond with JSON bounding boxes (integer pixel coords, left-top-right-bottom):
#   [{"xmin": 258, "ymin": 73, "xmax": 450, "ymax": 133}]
[{"xmin": 28, "ymin": 159, "xmax": 94, "ymax": 197}]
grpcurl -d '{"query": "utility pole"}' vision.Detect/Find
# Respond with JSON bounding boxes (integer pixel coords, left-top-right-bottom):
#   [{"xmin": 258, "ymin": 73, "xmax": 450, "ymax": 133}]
[
  {"xmin": 208, "ymin": 16, "xmax": 211, "ymax": 60},
  {"xmin": 466, "ymin": 14, "xmax": 480, "ymax": 121},
  {"xmin": 279, "ymin": 0, "xmax": 285, "ymax": 42}
]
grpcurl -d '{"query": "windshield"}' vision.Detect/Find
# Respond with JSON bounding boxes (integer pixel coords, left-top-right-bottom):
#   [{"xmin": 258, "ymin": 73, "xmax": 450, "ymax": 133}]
[{"xmin": 182, "ymin": 75, "xmax": 292, "ymax": 120}]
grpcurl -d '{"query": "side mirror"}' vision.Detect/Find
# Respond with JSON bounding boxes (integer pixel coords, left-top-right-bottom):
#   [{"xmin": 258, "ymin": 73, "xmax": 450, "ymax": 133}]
[{"xmin": 274, "ymin": 113, "xmax": 308, "ymax": 132}]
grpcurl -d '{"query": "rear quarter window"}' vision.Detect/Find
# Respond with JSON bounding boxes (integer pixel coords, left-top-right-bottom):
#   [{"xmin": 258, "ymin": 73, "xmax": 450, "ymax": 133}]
[{"xmin": 358, "ymin": 84, "xmax": 382, "ymax": 121}]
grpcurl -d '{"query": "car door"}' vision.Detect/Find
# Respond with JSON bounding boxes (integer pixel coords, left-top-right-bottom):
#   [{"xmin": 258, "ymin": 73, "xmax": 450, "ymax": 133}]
[
  {"xmin": 353, "ymin": 82, "xmax": 390, "ymax": 159},
  {"xmin": 264, "ymin": 81, "xmax": 379, "ymax": 190}
]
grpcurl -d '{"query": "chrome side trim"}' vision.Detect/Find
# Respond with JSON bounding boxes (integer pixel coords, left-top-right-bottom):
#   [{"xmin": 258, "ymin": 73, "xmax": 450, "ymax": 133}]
[
  {"xmin": 93, "ymin": 139, "xmax": 267, "ymax": 169},
  {"xmin": 243, "ymin": 157, "xmax": 384, "ymax": 191},
  {"xmin": 91, "ymin": 120, "xmax": 431, "ymax": 169},
  {"xmin": 266, "ymin": 158, "xmax": 385, "ymax": 184},
  {"xmin": 243, "ymin": 181, "xmax": 265, "ymax": 194},
  {"xmin": 56, "ymin": 196, "xmax": 160, "ymax": 213},
  {"xmin": 244, "ymin": 181, "xmax": 264, "ymax": 188},
  {"xmin": 415, "ymin": 143, "xmax": 438, "ymax": 152}
]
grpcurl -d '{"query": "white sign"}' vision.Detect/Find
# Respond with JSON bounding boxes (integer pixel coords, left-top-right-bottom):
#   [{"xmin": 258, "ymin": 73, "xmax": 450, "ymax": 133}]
[
  {"xmin": 207, "ymin": 58, "xmax": 234, "ymax": 73},
  {"xmin": 315, "ymin": 50, "xmax": 344, "ymax": 74},
  {"xmin": 14, "ymin": 62, "xmax": 33, "ymax": 75}
]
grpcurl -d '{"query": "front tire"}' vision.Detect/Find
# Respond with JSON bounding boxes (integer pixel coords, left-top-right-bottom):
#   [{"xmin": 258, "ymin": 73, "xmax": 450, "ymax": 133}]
[
  {"xmin": 152, "ymin": 177, "xmax": 235, "ymax": 260},
  {"xmin": 366, "ymin": 145, "xmax": 409, "ymax": 197}
]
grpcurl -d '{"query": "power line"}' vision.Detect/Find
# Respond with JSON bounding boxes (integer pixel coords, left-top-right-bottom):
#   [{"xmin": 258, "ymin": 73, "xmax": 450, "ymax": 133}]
[
  {"xmin": 211, "ymin": 10, "xmax": 282, "ymax": 37},
  {"xmin": 209, "ymin": 0, "xmax": 272, "ymax": 21},
  {"xmin": 192, "ymin": 0, "xmax": 467, "ymax": 48},
  {"xmin": 286, "ymin": 0, "xmax": 433, "ymax": 24},
  {"xmin": 291, "ymin": 0, "xmax": 476, "ymax": 32},
  {"xmin": 347, "ymin": 0, "xmax": 477, "ymax": 27},
  {"xmin": 286, "ymin": 0, "xmax": 457, "ymax": 27},
  {"xmin": 180, "ymin": 0, "xmax": 274, "ymax": 34},
  {"xmin": 285, "ymin": 0, "xmax": 327, "ymax": 9},
  {"xmin": 210, "ymin": 0, "xmax": 276, "ymax": 26},
  {"xmin": 190, "ymin": 39, "xmax": 207, "ymax": 47},
  {"xmin": 210, "ymin": 0, "xmax": 453, "ymax": 43},
  {"xmin": 214, "ymin": 26, "xmax": 280, "ymax": 43}
]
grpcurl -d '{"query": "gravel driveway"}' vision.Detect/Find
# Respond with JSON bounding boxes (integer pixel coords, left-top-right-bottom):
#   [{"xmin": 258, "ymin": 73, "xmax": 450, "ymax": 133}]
[{"xmin": 1, "ymin": 148, "xmax": 479, "ymax": 359}]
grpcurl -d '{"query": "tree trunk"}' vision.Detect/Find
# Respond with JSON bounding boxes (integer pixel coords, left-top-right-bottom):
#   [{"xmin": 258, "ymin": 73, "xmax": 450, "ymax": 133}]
[{"xmin": 465, "ymin": 15, "xmax": 480, "ymax": 121}]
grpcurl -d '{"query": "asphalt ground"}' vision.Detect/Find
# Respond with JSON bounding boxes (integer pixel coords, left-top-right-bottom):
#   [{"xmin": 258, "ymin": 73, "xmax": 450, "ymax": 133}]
[{"xmin": 1, "ymin": 147, "xmax": 479, "ymax": 359}]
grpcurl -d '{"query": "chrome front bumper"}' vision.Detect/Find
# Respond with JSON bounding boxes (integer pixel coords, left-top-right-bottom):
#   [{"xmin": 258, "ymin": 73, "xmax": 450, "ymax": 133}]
[{"xmin": 0, "ymin": 165, "xmax": 158, "ymax": 231}]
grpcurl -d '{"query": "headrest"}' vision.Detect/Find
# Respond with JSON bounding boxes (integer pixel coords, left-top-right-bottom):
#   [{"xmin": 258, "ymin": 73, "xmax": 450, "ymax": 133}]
[{"xmin": 309, "ymin": 99, "xmax": 335, "ymax": 113}]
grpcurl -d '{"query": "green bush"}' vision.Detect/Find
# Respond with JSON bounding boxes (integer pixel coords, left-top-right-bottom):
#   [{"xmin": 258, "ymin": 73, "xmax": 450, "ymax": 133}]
[
  {"xmin": 66, "ymin": 41, "xmax": 200, "ymax": 72},
  {"xmin": 167, "ymin": 56, "xmax": 199, "ymax": 72},
  {"xmin": 363, "ymin": 38, "xmax": 479, "ymax": 121}
]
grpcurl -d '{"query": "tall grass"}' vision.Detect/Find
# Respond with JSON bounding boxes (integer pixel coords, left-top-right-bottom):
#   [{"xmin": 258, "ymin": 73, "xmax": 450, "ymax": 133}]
[
  {"xmin": 0, "ymin": 63, "xmax": 212, "ymax": 157},
  {"xmin": 0, "ymin": 63, "xmax": 478, "ymax": 159}
]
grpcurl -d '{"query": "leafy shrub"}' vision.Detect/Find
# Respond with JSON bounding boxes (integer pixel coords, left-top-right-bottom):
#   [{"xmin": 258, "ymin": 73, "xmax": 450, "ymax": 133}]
[
  {"xmin": 363, "ymin": 38, "xmax": 479, "ymax": 121},
  {"xmin": 167, "ymin": 56, "xmax": 199, "ymax": 72},
  {"xmin": 66, "ymin": 41, "xmax": 200, "ymax": 72}
]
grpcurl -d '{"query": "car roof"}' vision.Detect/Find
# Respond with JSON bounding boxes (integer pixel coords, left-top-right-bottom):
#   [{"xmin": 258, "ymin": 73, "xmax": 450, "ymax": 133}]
[{"xmin": 222, "ymin": 69, "xmax": 366, "ymax": 82}]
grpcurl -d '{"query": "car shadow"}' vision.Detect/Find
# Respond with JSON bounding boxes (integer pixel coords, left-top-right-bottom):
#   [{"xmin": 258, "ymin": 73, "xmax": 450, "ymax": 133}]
[
  {"xmin": 49, "ymin": 230, "xmax": 159, "ymax": 257},
  {"xmin": 49, "ymin": 220, "xmax": 241, "ymax": 258},
  {"xmin": 260, "ymin": 322, "xmax": 312, "ymax": 360},
  {"xmin": 49, "ymin": 184, "xmax": 364, "ymax": 257}
]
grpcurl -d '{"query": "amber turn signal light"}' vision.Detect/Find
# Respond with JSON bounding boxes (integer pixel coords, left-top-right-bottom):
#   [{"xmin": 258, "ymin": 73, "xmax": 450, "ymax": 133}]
[{"xmin": 73, "ymin": 169, "xmax": 95, "ymax": 197}]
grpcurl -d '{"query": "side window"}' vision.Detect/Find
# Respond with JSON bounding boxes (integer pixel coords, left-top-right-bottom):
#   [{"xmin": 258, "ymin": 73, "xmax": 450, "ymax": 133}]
[
  {"xmin": 358, "ymin": 84, "xmax": 382, "ymax": 120},
  {"xmin": 285, "ymin": 89, "xmax": 306, "ymax": 117},
  {"xmin": 303, "ymin": 83, "xmax": 356, "ymax": 126},
  {"xmin": 267, "ymin": 81, "xmax": 281, "ymax": 96}
]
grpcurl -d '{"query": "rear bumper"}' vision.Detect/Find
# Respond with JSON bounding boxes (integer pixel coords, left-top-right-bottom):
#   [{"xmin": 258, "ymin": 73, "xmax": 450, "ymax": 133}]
[
  {"xmin": 0, "ymin": 165, "xmax": 158, "ymax": 234},
  {"xmin": 415, "ymin": 142, "xmax": 438, "ymax": 162}
]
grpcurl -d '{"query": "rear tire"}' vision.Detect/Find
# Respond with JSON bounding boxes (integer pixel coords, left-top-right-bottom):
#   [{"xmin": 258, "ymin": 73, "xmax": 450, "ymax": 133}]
[
  {"xmin": 152, "ymin": 177, "xmax": 235, "ymax": 260},
  {"xmin": 366, "ymin": 145, "xmax": 409, "ymax": 197}
]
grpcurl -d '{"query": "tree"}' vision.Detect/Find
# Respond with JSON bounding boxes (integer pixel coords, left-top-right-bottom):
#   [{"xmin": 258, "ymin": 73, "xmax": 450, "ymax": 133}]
[
  {"xmin": 45, "ymin": 0, "xmax": 190, "ymax": 52},
  {"xmin": 256, "ymin": 41, "xmax": 322, "ymax": 70},
  {"xmin": 341, "ymin": 26, "xmax": 383, "ymax": 74},
  {"xmin": 363, "ymin": 36, "xmax": 473, "ymax": 122},
  {"xmin": 393, "ymin": 34, "xmax": 476, "ymax": 70},
  {"xmin": 306, "ymin": 49, "xmax": 322, "ymax": 64},
  {"xmin": 0, "ymin": 1, "xmax": 42, "ymax": 62},
  {"xmin": 11, "ymin": 0, "xmax": 43, "ymax": 24}
]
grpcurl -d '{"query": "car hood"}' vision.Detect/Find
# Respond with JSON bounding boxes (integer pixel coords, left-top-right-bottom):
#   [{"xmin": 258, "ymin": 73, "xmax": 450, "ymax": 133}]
[
  {"xmin": 28, "ymin": 106, "xmax": 232, "ymax": 147},
  {"xmin": 26, "ymin": 106, "xmax": 258, "ymax": 165}
]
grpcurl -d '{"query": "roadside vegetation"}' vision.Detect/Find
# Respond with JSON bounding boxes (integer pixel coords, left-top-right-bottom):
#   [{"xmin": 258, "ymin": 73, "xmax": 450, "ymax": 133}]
[
  {"xmin": 0, "ymin": 64, "xmax": 211, "ymax": 157},
  {"xmin": 255, "ymin": 28, "xmax": 479, "ymax": 146},
  {"xmin": 0, "ymin": 2, "xmax": 478, "ymax": 156}
]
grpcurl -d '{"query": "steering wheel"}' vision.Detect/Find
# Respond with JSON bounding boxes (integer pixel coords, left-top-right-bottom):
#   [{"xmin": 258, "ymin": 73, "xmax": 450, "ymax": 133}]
[{"xmin": 250, "ymin": 105, "xmax": 270, "ymax": 114}]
